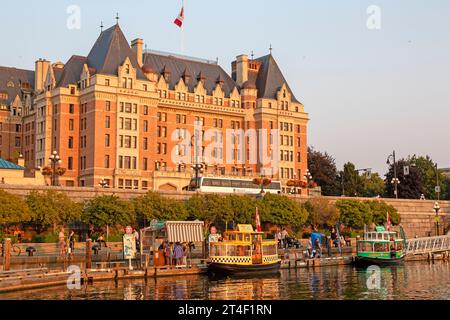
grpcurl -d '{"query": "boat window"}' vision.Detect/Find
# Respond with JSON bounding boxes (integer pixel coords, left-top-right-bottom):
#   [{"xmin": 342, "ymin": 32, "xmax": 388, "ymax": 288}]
[
  {"xmin": 262, "ymin": 244, "xmax": 277, "ymax": 256},
  {"xmin": 374, "ymin": 243, "xmax": 389, "ymax": 252}
]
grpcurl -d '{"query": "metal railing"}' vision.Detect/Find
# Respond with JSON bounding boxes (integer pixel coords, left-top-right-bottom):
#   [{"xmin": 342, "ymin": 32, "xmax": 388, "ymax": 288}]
[{"xmin": 405, "ymin": 235, "xmax": 450, "ymax": 255}]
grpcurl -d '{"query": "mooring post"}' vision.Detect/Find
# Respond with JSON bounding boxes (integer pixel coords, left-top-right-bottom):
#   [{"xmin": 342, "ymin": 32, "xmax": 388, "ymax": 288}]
[
  {"xmin": 86, "ymin": 239, "xmax": 92, "ymax": 270},
  {"xmin": 2, "ymin": 238, "xmax": 11, "ymax": 271}
]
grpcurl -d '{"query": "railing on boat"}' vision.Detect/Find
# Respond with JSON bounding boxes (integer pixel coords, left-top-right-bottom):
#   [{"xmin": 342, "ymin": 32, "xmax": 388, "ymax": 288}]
[{"xmin": 209, "ymin": 241, "xmax": 279, "ymax": 265}]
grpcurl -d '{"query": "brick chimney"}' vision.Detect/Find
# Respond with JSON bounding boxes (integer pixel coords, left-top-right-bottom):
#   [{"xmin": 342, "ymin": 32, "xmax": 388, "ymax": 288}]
[
  {"xmin": 34, "ymin": 59, "xmax": 50, "ymax": 93},
  {"xmin": 235, "ymin": 54, "xmax": 249, "ymax": 87},
  {"xmin": 131, "ymin": 38, "xmax": 144, "ymax": 67}
]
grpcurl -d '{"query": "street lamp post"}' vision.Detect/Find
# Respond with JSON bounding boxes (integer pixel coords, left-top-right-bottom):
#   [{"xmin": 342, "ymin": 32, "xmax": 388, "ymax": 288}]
[
  {"xmin": 435, "ymin": 164, "xmax": 440, "ymax": 201},
  {"xmin": 49, "ymin": 151, "xmax": 62, "ymax": 187},
  {"xmin": 304, "ymin": 169, "xmax": 313, "ymax": 196},
  {"xmin": 387, "ymin": 151, "xmax": 400, "ymax": 199},
  {"xmin": 190, "ymin": 133, "xmax": 204, "ymax": 190},
  {"xmin": 434, "ymin": 202, "xmax": 440, "ymax": 236}
]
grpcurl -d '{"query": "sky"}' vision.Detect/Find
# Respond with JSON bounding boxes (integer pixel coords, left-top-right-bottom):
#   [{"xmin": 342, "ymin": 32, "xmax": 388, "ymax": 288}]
[{"xmin": 1, "ymin": 0, "xmax": 449, "ymax": 175}]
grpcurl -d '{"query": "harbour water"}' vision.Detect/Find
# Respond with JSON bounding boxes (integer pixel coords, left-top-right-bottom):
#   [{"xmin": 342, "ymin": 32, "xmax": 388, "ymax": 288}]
[{"xmin": 0, "ymin": 261, "xmax": 448, "ymax": 300}]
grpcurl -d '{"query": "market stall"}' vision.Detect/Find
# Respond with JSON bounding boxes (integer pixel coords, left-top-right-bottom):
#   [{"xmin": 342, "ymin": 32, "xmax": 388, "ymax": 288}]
[{"xmin": 140, "ymin": 220, "xmax": 205, "ymax": 267}]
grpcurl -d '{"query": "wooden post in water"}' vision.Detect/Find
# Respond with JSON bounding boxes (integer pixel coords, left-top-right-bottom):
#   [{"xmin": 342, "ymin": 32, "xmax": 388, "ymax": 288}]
[
  {"xmin": 2, "ymin": 238, "xmax": 11, "ymax": 271},
  {"xmin": 85, "ymin": 239, "xmax": 92, "ymax": 269}
]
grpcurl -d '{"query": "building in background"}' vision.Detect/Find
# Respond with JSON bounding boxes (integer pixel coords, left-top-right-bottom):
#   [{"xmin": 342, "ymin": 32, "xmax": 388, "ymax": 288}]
[
  {"xmin": 0, "ymin": 23, "xmax": 309, "ymax": 193},
  {"xmin": 440, "ymin": 168, "xmax": 450, "ymax": 178}
]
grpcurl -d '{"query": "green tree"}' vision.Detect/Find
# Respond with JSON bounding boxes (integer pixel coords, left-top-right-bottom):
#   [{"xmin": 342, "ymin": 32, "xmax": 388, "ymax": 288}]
[
  {"xmin": 224, "ymin": 195, "xmax": 258, "ymax": 225},
  {"xmin": 342, "ymin": 162, "xmax": 364, "ymax": 197},
  {"xmin": 260, "ymin": 193, "xmax": 308, "ymax": 227},
  {"xmin": 361, "ymin": 173, "xmax": 385, "ymax": 198},
  {"xmin": 133, "ymin": 191, "xmax": 188, "ymax": 222},
  {"xmin": 366, "ymin": 200, "xmax": 401, "ymax": 226},
  {"xmin": 335, "ymin": 199, "xmax": 372, "ymax": 230},
  {"xmin": 83, "ymin": 195, "xmax": 135, "ymax": 228},
  {"xmin": 443, "ymin": 177, "xmax": 450, "ymax": 200},
  {"xmin": 409, "ymin": 155, "xmax": 444, "ymax": 200},
  {"xmin": 185, "ymin": 194, "xmax": 232, "ymax": 229},
  {"xmin": 304, "ymin": 197, "xmax": 340, "ymax": 228},
  {"xmin": 0, "ymin": 190, "xmax": 30, "ymax": 226},
  {"xmin": 307, "ymin": 147, "xmax": 340, "ymax": 196},
  {"xmin": 385, "ymin": 159, "xmax": 423, "ymax": 199},
  {"xmin": 26, "ymin": 190, "xmax": 82, "ymax": 233}
]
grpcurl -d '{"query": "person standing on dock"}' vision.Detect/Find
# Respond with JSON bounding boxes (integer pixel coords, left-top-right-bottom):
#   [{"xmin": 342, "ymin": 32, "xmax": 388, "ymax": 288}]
[
  {"xmin": 68, "ymin": 230, "xmax": 76, "ymax": 256},
  {"xmin": 58, "ymin": 228, "xmax": 66, "ymax": 257},
  {"xmin": 281, "ymin": 228, "xmax": 289, "ymax": 249},
  {"xmin": 276, "ymin": 229, "xmax": 282, "ymax": 248},
  {"xmin": 310, "ymin": 226, "xmax": 323, "ymax": 258},
  {"xmin": 173, "ymin": 242, "xmax": 184, "ymax": 266}
]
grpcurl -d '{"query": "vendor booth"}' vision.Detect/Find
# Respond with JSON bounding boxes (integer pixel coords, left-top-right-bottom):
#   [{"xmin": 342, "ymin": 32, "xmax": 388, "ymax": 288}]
[{"xmin": 140, "ymin": 220, "xmax": 205, "ymax": 267}]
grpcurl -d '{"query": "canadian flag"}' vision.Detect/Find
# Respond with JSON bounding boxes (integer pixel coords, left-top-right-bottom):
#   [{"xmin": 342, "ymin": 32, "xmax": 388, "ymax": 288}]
[
  {"xmin": 386, "ymin": 212, "xmax": 391, "ymax": 231},
  {"xmin": 255, "ymin": 207, "xmax": 261, "ymax": 232},
  {"xmin": 174, "ymin": 6, "xmax": 184, "ymax": 28}
]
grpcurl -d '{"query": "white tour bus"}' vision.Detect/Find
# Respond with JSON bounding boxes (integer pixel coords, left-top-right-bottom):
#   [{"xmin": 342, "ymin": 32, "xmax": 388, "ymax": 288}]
[{"xmin": 188, "ymin": 177, "xmax": 282, "ymax": 194}]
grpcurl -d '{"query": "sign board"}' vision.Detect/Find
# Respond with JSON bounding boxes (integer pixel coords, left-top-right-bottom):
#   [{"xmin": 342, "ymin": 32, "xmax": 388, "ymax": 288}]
[
  {"xmin": 403, "ymin": 166, "xmax": 410, "ymax": 176},
  {"xmin": 237, "ymin": 224, "xmax": 254, "ymax": 232},
  {"xmin": 123, "ymin": 234, "xmax": 136, "ymax": 259},
  {"xmin": 435, "ymin": 186, "xmax": 441, "ymax": 193}
]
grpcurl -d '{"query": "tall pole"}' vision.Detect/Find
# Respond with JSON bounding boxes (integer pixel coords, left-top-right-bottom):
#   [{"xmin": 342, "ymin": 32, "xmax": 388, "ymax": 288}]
[
  {"xmin": 435, "ymin": 164, "xmax": 440, "ymax": 201},
  {"xmin": 393, "ymin": 150, "xmax": 398, "ymax": 199}
]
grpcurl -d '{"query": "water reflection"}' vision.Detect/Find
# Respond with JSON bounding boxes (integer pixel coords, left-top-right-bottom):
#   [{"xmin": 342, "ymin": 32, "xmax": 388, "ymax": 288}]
[{"xmin": 0, "ymin": 261, "xmax": 448, "ymax": 300}]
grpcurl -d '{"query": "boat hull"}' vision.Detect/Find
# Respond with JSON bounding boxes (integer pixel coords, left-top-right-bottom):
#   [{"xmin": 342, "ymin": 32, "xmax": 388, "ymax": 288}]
[
  {"xmin": 207, "ymin": 261, "xmax": 281, "ymax": 275},
  {"xmin": 353, "ymin": 255, "xmax": 405, "ymax": 267}
]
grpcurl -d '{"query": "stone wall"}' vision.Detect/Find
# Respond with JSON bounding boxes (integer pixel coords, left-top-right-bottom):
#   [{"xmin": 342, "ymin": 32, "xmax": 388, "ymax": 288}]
[
  {"xmin": 1, "ymin": 185, "xmax": 449, "ymax": 238},
  {"xmin": 292, "ymin": 196, "xmax": 449, "ymax": 238}
]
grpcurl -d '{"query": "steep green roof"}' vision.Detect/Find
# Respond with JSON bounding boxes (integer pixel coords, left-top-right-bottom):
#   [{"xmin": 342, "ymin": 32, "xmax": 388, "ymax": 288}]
[{"xmin": 0, "ymin": 158, "xmax": 24, "ymax": 170}]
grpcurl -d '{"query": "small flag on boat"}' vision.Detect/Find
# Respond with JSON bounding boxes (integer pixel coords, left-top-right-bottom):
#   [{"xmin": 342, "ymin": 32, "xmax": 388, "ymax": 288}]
[
  {"xmin": 255, "ymin": 207, "xmax": 261, "ymax": 232},
  {"xmin": 386, "ymin": 212, "xmax": 391, "ymax": 231},
  {"xmin": 174, "ymin": 6, "xmax": 184, "ymax": 28}
]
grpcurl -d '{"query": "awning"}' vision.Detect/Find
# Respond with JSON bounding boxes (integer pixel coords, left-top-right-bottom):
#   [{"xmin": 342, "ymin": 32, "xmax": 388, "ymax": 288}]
[{"xmin": 166, "ymin": 221, "xmax": 205, "ymax": 243}]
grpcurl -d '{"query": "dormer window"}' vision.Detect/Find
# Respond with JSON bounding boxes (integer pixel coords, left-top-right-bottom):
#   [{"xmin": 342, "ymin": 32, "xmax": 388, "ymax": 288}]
[{"xmin": 126, "ymin": 64, "xmax": 130, "ymax": 74}]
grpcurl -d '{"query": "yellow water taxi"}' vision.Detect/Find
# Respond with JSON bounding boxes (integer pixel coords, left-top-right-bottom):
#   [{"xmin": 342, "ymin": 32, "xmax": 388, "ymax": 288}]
[{"xmin": 207, "ymin": 224, "xmax": 281, "ymax": 275}]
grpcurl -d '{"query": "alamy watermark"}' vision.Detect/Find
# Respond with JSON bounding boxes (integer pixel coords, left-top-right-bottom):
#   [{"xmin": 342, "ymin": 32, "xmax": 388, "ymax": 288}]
[
  {"xmin": 67, "ymin": 265, "xmax": 81, "ymax": 290},
  {"xmin": 366, "ymin": 265, "xmax": 381, "ymax": 290},
  {"xmin": 66, "ymin": 5, "xmax": 81, "ymax": 30},
  {"xmin": 168, "ymin": 121, "xmax": 281, "ymax": 176},
  {"xmin": 367, "ymin": 5, "xmax": 382, "ymax": 30}
]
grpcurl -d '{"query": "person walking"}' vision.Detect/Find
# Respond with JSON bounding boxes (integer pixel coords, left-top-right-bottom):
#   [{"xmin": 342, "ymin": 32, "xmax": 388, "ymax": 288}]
[
  {"xmin": 97, "ymin": 232, "xmax": 107, "ymax": 248},
  {"xmin": 310, "ymin": 226, "xmax": 323, "ymax": 258},
  {"xmin": 68, "ymin": 230, "xmax": 76, "ymax": 255},
  {"xmin": 276, "ymin": 229, "xmax": 282, "ymax": 249},
  {"xmin": 58, "ymin": 228, "xmax": 66, "ymax": 257},
  {"xmin": 133, "ymin": 229, "xmax": 140, "ymax": 251},
  {"xmin": 173, "ymin": 242, "xmax": 184, "ymax": 266},
  {"xmin": 330, "ymin": 227, "xmax": 338, "ymax": 247},
  {"xmin": 281, "ymin": 228, "xmax": 289, "ymax": 249}
]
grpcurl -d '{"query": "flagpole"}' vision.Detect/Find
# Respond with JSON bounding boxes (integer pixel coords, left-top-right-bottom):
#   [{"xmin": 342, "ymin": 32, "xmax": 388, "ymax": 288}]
[{"xmin": 181, "ymin": 0, "xmax": 185, "ymax": 54}]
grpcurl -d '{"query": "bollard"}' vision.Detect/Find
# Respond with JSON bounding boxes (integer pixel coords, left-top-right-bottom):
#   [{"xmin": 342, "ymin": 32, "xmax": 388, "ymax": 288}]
[
  {"xmin": 2, "ymin": 238, "xmax": 11, "ymax": 271},
  {"xmin": 85, "ymin": 239, "xmax": 92, "ymax": 270}
]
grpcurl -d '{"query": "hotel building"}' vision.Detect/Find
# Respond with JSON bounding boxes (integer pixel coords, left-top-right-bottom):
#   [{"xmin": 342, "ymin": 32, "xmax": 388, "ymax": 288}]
[{"xmin": 0, "ymin": 23, "xmax": 309, "ymax": 193}]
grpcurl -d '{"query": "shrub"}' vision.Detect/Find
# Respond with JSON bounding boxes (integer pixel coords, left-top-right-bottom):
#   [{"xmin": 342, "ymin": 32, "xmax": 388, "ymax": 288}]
[
  {"xmin": 83, "ymin": 195, "xmax": 135, "ymax": 228},
  {"xmin": 335, "ymin": 199, "xmax": 372, "ymax": 230}
]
